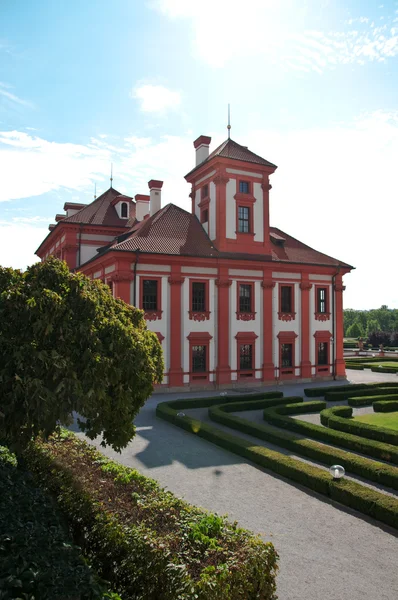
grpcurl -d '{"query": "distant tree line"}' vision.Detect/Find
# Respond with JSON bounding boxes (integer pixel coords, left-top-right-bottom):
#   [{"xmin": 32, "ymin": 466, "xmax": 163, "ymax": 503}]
[{"xmin": 344, "ymin": 306, "xmax": 398, "ymax": 346}]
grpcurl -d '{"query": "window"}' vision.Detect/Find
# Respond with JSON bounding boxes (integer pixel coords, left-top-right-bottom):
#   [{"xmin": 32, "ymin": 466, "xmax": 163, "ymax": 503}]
[
  {"xmin": 239, "ymin": 284, "xmax": 252, "ymax": 312},
  {"xmin": 240, "ymin": 344, "xmax": 253, "ymax": 370},
  {"xmin": 142, "ymin": 279, "xmax": 158, "ymax": 310},
  {"xmin": 121, "ymin": 202, "xmax": 128, "ymax": 218},
  {"xmin": 201, "ymin": 208, "xmax": 208, "ymax": 223},
  {"xmin": 192, "ymin": 282, "xmax": 206, "ymax": 311},
  {"xmin": 201, "ymin": 184, "xmax": 209, "ymax": 199},
  {"xmin": 192, "ymin": 345, "xmax": 206, "ymax": 373},
  {"xmin": 238, "ymin": 206, "xmax": 250, "ymax": 233},
  {"xmin": 188, "ymin": 332, "xmax": 212, "ymax": 381},
  {"xmin": 281, "ymin": 286, "xmax": 293, "ymax": 313},
  {"xmin": 317, "ymin": 287, "xmax": 327, "ymax": 313},
  {"xmin": 239, "ymin": 181, "xmax": 250, "ymax": 194},
  {"xmin": 281, "ymin": 343, "xmax": 293, "ymax": 368},
  {"xmin": 318, "ymin": 342, "xmax": 328, "ymax": 366}
]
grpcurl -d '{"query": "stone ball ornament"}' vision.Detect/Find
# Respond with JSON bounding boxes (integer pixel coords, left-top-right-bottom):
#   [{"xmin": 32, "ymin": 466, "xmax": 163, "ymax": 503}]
[{"xmin": 330, "ymin": 465, "xmax": 345, "ymax": 480}]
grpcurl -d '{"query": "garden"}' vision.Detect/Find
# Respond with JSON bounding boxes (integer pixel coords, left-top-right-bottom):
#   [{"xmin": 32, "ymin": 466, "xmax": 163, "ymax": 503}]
[{"xmin": 157, "ymin": 382, "xmax": 398, "ymax": 532}]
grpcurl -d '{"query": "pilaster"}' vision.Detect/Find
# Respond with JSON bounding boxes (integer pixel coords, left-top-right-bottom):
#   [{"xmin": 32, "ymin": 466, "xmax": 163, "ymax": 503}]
[
  {"xmin": 300, "ymin": 278, "xmax": 312, "ymax": 378},
  {"xmin": 215, "ymin": 269, "xmax": 232, "ymax": 385},
  {"xmin": 168, "ymin": 269, "xmax": 185, "ymax": 387},
  {"xmin": 261, "ymin": 277, "xmax": 275, "ymax": 381}
]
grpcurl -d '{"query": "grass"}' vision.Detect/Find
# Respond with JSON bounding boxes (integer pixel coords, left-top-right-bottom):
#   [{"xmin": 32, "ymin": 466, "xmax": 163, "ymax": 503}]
[{"xmin": 355, "ymin": 411, "xmax": 398, "ymax": 431}]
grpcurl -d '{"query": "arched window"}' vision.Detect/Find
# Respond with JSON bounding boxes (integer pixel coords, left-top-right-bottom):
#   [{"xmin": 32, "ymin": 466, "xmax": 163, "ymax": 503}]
[{"xmin": 121, "ymin": 202, "xmax": 128, "ymax": 218}]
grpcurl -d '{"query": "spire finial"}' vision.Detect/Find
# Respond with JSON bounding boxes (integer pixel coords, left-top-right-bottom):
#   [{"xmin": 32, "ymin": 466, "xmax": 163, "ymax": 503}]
[
  {"xmin": 227, "ymin": 104, "xmax": 231, "ymax": 139},
  {"xmin": 94, "ymin": 182, "xmax": 97, "ymax": 199},
  {"xmin": 110, "ymin": 163, "xmax": 113, "ymax": 188}
]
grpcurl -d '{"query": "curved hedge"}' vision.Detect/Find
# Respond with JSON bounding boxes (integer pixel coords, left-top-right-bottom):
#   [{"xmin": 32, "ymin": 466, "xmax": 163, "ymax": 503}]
[
  {"xmin": 320, "ymin": 406, "xmax": 398, "ymax": 446},
  {"xmin": 157, "ymin": 398, "xmax": 398, "ymax": 530},
  {"xmin": 325, "ymin": 387, "xmax": 398, "ymax": 402},
  {"xmin": 208, "ymin": 400, "xmax": 398, "ymax": 491},
  {"xmin": 305, "ymin": 382, "xmax": 398, "ymax": 399},
  {"xmin": 371, "ymin": 366, "xmax": 398, "ymax": 374},
  {"xmin": 374, "ymin": 401, "xmax": 398, "ymax": 413},
  {"xmin": 257, "ymin": 401, "xmax": 398, "ymax": 464},
  {"xmin": 26, "ymin": 433, "xmax": 279, "ymax": 600}
]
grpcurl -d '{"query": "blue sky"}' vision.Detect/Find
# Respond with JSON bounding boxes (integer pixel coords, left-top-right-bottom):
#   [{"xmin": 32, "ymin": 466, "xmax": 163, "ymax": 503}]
[{"xmin": 1, "ymin": 0, "xmax": 398, "ymax": 309}]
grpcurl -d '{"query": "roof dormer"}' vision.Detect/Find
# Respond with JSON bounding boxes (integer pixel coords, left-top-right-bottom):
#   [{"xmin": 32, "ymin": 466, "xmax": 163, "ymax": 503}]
[{"xmin": 111, "ymin": 195, "xmax": 133, "ymax": 219}]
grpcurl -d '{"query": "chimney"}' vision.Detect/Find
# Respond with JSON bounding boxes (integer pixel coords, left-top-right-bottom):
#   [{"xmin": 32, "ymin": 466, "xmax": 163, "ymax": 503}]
[
  {"xmin": 148, "ymin": 180, "xmax": 163, "ymax": 216},
  {"xmin": 193, "ymin": 135, "xmax": 211, "ymax": 166},
  {"xmin": 135, "ymin": 194, "xmax": 150, "ymax": 221}
]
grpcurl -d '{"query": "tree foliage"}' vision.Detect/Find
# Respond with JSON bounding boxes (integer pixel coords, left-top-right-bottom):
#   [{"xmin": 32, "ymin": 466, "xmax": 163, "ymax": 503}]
[
  {"xmin": 344, "ymin": 306, "xmax": 398, "ymax": 337},
  {"xmin": 346, "ymin": 321, "xmax": 364, "ymax": 338},
  {"xmin": 0, "ymin": 258, "xmax": 164, "ymax": 451}
]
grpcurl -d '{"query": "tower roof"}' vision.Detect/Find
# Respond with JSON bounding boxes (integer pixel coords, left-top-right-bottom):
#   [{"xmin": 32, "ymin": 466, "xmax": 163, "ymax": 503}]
[{"xmin": 185, "ymin": 138, "xmax": 277, "ymax": 177}]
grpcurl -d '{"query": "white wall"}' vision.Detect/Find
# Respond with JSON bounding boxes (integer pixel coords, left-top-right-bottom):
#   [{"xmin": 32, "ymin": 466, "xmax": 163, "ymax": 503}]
[
  {"xmin": 309, "ymin": 280, "xmax": 333, "ymax": 375},
  {"xmin": 253, "ymin": 182, "xmax": 264, "ymax": 243},
  {"xmin": 272, "ymin": 281, "xmax": 301, "ymax": 374},
  {"xmin": 209, "ymin": 181, "xmax": 216, "ymax": 240},
  {"xmin": 230, "ymin": 280, "xmax": 262, "ymax": 379},
  {"xmin": 182, "ymin": 277, "xmax": 216, "ymax": 383},
  {"xmin": 80, "ymin": 244, "xmax": 99, "ymax": 265},
  {"xmin": 226, "ymin": 179, "xmax": 237, "ymax": 239}
]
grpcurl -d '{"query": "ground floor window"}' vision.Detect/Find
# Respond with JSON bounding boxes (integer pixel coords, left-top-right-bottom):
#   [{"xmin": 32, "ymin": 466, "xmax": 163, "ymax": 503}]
[
  {"xmin": 240, "ymin": 344, "xmax": 253, "ymax": 370},
  {"xmin": 192, "ymin": 345, "xmax": 206, "ymax": 373},
  {"xmin": 281, "ymin": 343, "xmax": 293, "ymax": 368},
  {"xmin": 318, "ymin": 342, "xmax": 328, "ymax": 365}
]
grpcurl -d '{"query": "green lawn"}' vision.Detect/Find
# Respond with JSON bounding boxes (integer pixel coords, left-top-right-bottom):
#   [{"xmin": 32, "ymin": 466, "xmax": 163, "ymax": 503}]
[{"xmin": 355, "ymin": 411, "xmax": 398, "ymax": 431}]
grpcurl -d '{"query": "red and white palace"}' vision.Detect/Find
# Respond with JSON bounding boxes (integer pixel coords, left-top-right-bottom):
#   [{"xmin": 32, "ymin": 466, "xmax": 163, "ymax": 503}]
[{"xmin": 36, "ymin": 135, "xmax": 353, "ymax": 389}]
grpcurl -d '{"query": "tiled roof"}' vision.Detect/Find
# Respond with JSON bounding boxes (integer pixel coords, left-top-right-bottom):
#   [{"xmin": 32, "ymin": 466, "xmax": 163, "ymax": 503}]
[
  {"xmin": 112, "ymin": 204, "xmax": 217, "ymax": 257},
  {"xmin": 269, "ymin": 227, "xmax": 352, "ymax": 268},
  {"xmin": 186, "ymin": 138, "xmax": 277, "ymax": 177},
  {"xmin": 106, "ymin": 203, "xmax": 351, "ymax": 268},
  {"xmin": 63, "ymin": 187, "xmax": 136, "ymax": 227}
]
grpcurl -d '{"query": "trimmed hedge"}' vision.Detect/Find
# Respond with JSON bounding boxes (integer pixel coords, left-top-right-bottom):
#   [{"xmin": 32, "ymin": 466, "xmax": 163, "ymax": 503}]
[
  {"xmin": 324, "ymin": 387, "xmax": 398, "ymax": 402},
  {"xmin": 258, "ymin": 401, "xmax": 398, "ymax": 464},
  {"xmin": 0, "ymin": 444, "xmax": 116, "ymax": 600},
  {"xmin": 371, "ymin": 366, "xmax": 398, "ymax": 373},
  {"xmin": 210, "ymin": 399, "xmax": 398, "ymax": 489},
  {"xmin": 305, "ymin": 382, "xmax": 398, "ymax": 398},
  {"xmin": 374, "ymin": 401, "xmax": 398, "ymax": 413},
  {"xmin": 157, "ymin": 399, "xmax": 398, "ymax": 530},
  {"xmin": 348, "ymin": 394, "xmax": 398, "ymax": 407},
  {"xmin": 320, "ymin": 406, "xmax": 398, "ymax": 446},
  {"xmin": 25, "ymin": 433, "xmax": 278, "ymax": 600},
  {"xmin": 345, "ymin": 364, "xmax": 364, "ymax": 370}
]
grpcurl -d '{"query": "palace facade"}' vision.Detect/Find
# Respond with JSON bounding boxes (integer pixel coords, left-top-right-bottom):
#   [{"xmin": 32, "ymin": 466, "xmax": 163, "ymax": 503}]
[{"xmin": 36, "ymin": 135, "xmax": 353, "ymax": 389}]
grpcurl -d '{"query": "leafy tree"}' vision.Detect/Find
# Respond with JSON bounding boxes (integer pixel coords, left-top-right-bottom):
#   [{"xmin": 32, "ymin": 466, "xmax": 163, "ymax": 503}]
[
  {"xmin": 366, "ymin": 319, "xmax": 381, "ymax": 336},
  {"xmin": 346, "ymin": 321, "xmax": 364, "ymax": 338},
  {"xmin": 0, "ymin": 258, "xmax": 163, "ymax": 452}
]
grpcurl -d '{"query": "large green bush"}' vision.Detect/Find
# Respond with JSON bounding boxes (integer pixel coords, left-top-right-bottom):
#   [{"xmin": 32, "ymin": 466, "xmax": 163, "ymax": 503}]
[
  {"xmin": 25, "ymin": 433, "xmax": 278, "ymax": 600},
  {"xmin": 0, "ymin": 444, "xmax": 117, "ymax": 600},
  {"xmin": 0, "ymin": 258, "xmax": 163, "ymax": 451}
]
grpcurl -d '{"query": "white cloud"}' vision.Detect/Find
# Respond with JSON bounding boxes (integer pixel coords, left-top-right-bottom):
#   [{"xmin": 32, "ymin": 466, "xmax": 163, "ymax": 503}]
[
  {"xmin": 132, "ymin": 84, "xmax": 181, "ymax": 113},
  {"xmin": 0, "ymin": 222, "xmax": 47, "ymax": 270},
  {"xmin": 154, "ymin": 0, "xmax": 398, "ymax": 71},
  {"xmin": 0, "ymin": 83, "xmax": 32, "ymax": 108},
  {"xmin": 1, "ymin": 111, "xmax": 398, "ymax": 307}
]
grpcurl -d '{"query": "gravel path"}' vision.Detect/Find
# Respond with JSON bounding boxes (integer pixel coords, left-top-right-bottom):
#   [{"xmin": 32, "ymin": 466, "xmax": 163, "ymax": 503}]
[{"xmin": 74, "ymin": 372, "xmax": 398, "ymax": 600}]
